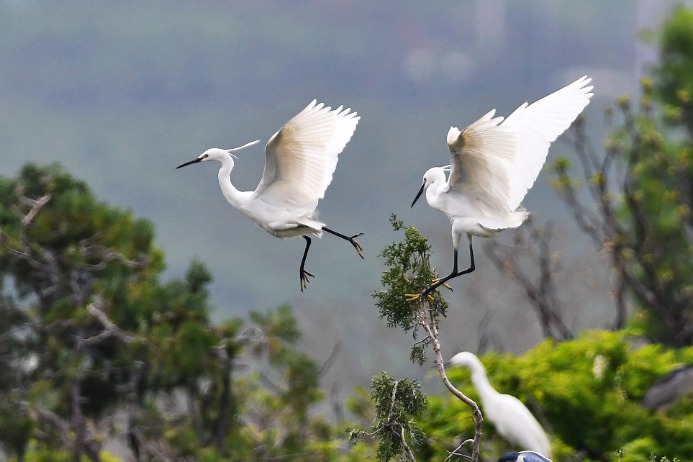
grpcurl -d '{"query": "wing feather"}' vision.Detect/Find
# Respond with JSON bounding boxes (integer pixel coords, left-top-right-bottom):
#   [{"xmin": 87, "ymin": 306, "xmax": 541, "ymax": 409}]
[
  {"xmin": 254, "ymin": 100, "xmax": 359, "ymax": 205},
  {"xmin": 447, "ymin": 110, "xmax": 516, "ymax": 213},
  {"xmin": 447, "ymin": 76, "xmax": 593, "ymax": 213},
  {"xmin": 502, "ymin": 75, "xmax": 593, "ymax": 209}
]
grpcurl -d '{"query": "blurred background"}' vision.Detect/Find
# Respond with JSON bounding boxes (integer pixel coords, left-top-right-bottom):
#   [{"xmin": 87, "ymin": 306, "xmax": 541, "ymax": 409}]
[{"xmin": 1, "ymin": 1, "xmax": 692, "ymax": 459}]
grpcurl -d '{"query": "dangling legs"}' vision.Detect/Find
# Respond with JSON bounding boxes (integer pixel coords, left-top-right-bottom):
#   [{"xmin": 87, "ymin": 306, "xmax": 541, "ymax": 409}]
[
  {"xmin": 420, "ymin": 237, "xmax": 476, "ymax": 297},
  {"xmin": 299, "ymin": 236, "xmax": 314, "ymax": 291},
  {"xmin": 322, "ymin": 227, "xmax": 364, "ymax": 258}
]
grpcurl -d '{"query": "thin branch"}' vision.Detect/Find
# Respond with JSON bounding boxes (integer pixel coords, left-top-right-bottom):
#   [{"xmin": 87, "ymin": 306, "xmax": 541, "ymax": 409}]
[
  {"xmin": 19, "ymin": 194, "xmax": 52, "ymax": 226},
  {"xmin": 484, "ymin": 221, "xmax": 573, "ymax": 341},
  {"xmin": 414, "ymin": 306, "xmax": 482, "ymax": 462},
  {"xmin": 444, "ymin": 439, "xmax": 474, "ymax": 462},
  {"xmin": 18, "ymin": 401, "xmax": 69, "ymax": 446},
  {"xmin": 318, "ymin": 341, "xmax": 342, "ymax": 377},
  {"xmin": 400, "ymin": 424, "xmax": 417, "ymax": 462},
  {"xmin": 84, "ymin": 303, "xmax": 139, "ymax": 346}
]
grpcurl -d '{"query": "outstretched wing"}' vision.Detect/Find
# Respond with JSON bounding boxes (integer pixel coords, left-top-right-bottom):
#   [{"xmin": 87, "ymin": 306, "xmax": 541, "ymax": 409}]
[
  {"xmin": 446, "ymin": 110, "xmax": 516, "ymax": 213},
  {"xmin": 253, "ymin": 100, "xmax": 360, "ymax": 205},
  {"xmin": 501, "ymin": 75, "xmax": 593, "ymax": 210},
  {"xmin": 447, "ymin": 76, "xmax": 593, "ymax": 212}
]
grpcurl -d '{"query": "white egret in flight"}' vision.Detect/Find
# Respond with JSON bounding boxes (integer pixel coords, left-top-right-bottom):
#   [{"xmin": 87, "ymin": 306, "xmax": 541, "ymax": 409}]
[
  {"xmin": 411, "ymin": 76, "xmax": 593, "ymax": 296},
  {"xmin": 448, "ymin": 352, "xmax": 552, "ymax": 457},
  {"xmin": 497, "ymin": 450, "xmax": 552, "ymax": 462},
  {"xmin": 176, "ymin": 100, "xmax": 362, "ymax": 291}
]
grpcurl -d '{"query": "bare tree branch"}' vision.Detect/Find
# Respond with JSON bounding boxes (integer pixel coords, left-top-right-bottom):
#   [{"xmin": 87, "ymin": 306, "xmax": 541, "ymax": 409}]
[
  {"xmin": 485, "ymin": 220, "xmax": 573, "ymax": 341},
  {"xmin": 84, "ymin": 302, "xmax": 139, "ymax": 346},
  {"xmin": 414, "ymin": 305, "xmax": 483, "ymax": 462}
]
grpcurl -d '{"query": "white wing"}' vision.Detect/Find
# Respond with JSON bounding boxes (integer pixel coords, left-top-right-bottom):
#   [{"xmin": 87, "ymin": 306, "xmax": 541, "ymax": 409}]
[
  {"xmin": 253, "ymin": 100, "xmax": 360, "ymax": 205},
  {"xmin": 446, "ymin": 110, "xmax": 517, "ymax": 214},
  {"xmin": 446, "ymin": 76, "xmax": 593, "ymax": 213},
  {"xmin": 501, "ymin": 75, "xmax": 593, "ymax": 210}
]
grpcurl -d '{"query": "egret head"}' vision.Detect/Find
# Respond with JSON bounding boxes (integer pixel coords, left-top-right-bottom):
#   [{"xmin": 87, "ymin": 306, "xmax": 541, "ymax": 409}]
[
  {"xmin": 176, "ymin": 148, "xmax": 228, "ymax": 169},
  {"xmin": 411, "ymin": 167, "xmax": 448, "ymax": 207},
  {"xmin": 447, "ymin": 351, "xmax": 484, "ymax": 370},
  {"xmin": 176, "ymin": 140, "xmax": 261, "ymax": 169}
]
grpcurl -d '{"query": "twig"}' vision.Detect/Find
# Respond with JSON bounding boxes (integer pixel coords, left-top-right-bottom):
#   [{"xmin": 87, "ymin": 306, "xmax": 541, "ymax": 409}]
[
  {"xmin": 85, "ymin": 303, "xmax": 139, "ymax": 345},
  {"xmin": 20, "ymin": 194, "xmax": 51, "ymax": 226},
  {"xmin": 444, "ymin": 438, "xmax": 474, "ymax": 461},
  {"xmin": 400, "ymin": 424, "xmax": 417, "ymax": 462}
]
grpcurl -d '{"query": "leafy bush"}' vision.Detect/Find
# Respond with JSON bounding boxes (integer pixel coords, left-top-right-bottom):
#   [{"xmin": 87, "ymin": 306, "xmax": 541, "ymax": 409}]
[{"xmin": 420, "ymin": 330, "xmax": 693, "ymax": 461}]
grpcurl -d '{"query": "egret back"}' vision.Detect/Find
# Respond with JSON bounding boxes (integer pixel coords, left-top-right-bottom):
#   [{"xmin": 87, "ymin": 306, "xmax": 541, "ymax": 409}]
[{"xmin": 485, "ymin": 393, "xmax": 552, "ymax": 457}]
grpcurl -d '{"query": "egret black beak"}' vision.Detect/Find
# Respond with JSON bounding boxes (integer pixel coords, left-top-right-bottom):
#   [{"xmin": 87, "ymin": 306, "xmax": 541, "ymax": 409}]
[
  {"xmin": 411, "ymin": 182, "xmax": 425, "ymax": 207},
  {"xmin": 176, "ymin": 157, "xmax": 203, "ymax": 169}
]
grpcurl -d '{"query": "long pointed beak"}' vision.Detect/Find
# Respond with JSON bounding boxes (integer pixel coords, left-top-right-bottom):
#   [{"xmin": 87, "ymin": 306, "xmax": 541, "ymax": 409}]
[
  {"xmin": 176, "ymin": 158, "xmax": 203, "ymax": 169},
  {"xmin": 411, "ymin": 182, "xmax": 425, "ymax": 207}
]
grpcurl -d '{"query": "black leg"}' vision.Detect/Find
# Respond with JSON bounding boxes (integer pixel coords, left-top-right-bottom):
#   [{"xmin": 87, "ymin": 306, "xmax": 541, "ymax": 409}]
[
  {"xmin": 421, "ymin": 240, "xmax": 476, "ymax": 297},
  {"xmin": 299, "ymin": 236, "xmax": 314, "ymax": 291},
  {"xmin": 322, "ymin": 227, "xmax": 364, "ymax": 258}
]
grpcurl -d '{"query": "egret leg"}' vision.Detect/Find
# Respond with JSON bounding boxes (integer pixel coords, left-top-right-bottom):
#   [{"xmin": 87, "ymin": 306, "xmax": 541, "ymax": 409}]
[
  {"xmin": 421, "ymin": 239, "xmax": 476, "ymax": 297},
  {"xmin": 322, "ymin": 227, "xmax": 364, "ymax": 258},
  {"xmin": 299, "ymin": 236, "xmax": 314, "ymax": 292}
]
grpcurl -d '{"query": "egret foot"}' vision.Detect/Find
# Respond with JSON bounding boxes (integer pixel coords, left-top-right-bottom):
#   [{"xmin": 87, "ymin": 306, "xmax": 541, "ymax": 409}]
[
  {"xmin": 420, "ymin": 285, "xmax": 437, "ymax": 299},
  {"xmin": 349, "ymin": 232, "xmax": 365, "ymax": 258},
  {"xmin": 430, "ymin": 279, "xmax": 453, "ymax": 291},
  {"xmin": 300, "ymin": 269, "xmax": 314, "ymax": 292},
  {"xmin": 299, "ymin": 235, "xmax": 314, "ymax": 292},
  {"xmin": 322, "ymin": 227, "xmax": 365, "ymax": 258},
  {"xmin": 404, "ymin": 292, "xmax": 434, "ymax": 302}
]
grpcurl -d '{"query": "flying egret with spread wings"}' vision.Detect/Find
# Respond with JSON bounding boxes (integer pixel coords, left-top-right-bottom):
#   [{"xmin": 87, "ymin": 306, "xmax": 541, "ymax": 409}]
[
  {"xmin": 176, "ymin": 100, "xmax": 362, "ymax": 291},
  {"xmin": 411, "ymin": 76, "xmax": 593, "ymax": 297}
]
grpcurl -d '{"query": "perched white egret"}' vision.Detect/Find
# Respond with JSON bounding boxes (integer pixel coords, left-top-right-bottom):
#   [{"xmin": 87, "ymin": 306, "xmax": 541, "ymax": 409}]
[
  {"xmin": 448, "ymin": 352, "xmax": 552, "ymax": 457},
  {"xmin": 497, "ymin": 450, "xmax": 552, "ymax": 462},
  {"xmin": 411, "ymin": 76, "xmax": 593, "ymax": 296},
  {"xmin": 176, "ymin": 100, "xmax": 362, "ymax": 291}
]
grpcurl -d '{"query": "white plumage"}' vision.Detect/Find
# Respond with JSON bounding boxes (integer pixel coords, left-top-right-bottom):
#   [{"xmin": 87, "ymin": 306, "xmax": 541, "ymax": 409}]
[
  {"xmin": 176, "ymin": 100, "xmax": 362, "ymax": 291},
  {"xmin": 497, "ymin": 450, "xmax": 552, "ymax": 462},
  {"xmin": 449, "ymin": 352, "xmax": 552, "ymax": 457},
  {"xmin": 412, "ymin": 76, "xmax": 593, "ymax": 295}
]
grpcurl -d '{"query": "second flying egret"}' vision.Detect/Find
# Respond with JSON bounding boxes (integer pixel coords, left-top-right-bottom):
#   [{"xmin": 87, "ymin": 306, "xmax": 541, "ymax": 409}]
[
  {"xmin": 411, "ymin": 76, "xmax": 594, "ymax": 296},
  {"xmin": 176, "ymin": 100, "xmax": 362, "ymax": 291}
]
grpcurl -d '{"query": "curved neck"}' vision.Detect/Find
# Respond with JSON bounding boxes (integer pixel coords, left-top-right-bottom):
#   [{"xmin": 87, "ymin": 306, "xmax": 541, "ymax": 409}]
[
  {"xmin": 217, "ymin": 162, "xmax": 248, "ymax": 209},
  {"xmin": 469, "ymin": 362, "xmax": 499, "ymax": 404}
]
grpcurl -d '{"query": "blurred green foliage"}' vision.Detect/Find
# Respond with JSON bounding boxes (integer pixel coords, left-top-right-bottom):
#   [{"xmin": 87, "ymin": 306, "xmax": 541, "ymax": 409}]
[
  {"xmin": 350, "ymin": 372, "xmax": 427, "ymax": 462},
  {"xmin": 552, "ymin": 7, "xmax": 693, "ymax": 347},
  {"xmin": 655, "ymin": 6, "xmax": 693, "ymax": 134},
  {"xmin": 372, "ymin": 214, "xmax": 449, "ymax": 365},
  {"xmin": 0, "ymin": 163, "xmax": 376, "ymax": 461},
  {"xmin": 420, "ymin": 330, "xmax": 693, "ymax": 461},
  {"xmin": 1, "ymin": 4, "xmax": 693, "ymax": 461}
]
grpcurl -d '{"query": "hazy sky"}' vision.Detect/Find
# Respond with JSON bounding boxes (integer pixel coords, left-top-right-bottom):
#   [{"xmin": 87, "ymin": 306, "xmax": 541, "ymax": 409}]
[{"xmin": 1, "ymin": 0, "xmax": 690, "ymax": 387}]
